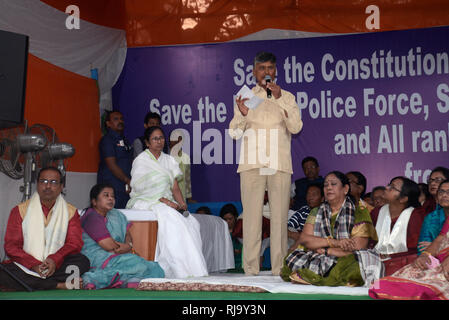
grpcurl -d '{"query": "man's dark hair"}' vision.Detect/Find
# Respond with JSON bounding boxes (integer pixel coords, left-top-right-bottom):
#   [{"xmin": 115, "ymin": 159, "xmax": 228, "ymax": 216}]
[
  {"xmin": 306, "ymin": 182, "xmax": 324, "ymax": 197},
  {"xmin": 102, "ymin": 110, "xmax": 122, "ymax": 132},
  {"xmin": 390, "ymin": 176, "xmax": 421, "ymax": 208},
  {"xmin": 37, "ymin": 166, "xmax": 63, "ymax": 182},
  {"xmin": 371, "ymin": 186, "xmax": 386, "ymax": 200},
  {"xmin": 301, "ymin": 156, "xmax": 319, "ymax": 168},
  {"xmin": 220, "ymin": 203, "xmax": 239, "ymax": 219},
  {"xmin": 254, "ymin": 52, "xmax": 276, "ymax": 65},
  {"xmin": 347, "ymin": 171, "xmax": 367, "ymax": 197},
  {"xmin": 372, "ymin": 186, "xmax": 386, "ymax": 193},
  {"xmin": 104, "ymin": 110, "xmax": 122, "ymax": 123},
  {"xmin": 144, "ymin": 112, "xmax": 161, "ymax": 125},
  {"xmin": 196, "ymin": 206, "xmax": 211, "ymax": 215}
]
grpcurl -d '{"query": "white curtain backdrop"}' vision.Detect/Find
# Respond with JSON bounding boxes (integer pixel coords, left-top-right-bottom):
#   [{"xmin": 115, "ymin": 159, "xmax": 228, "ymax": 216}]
[
  {"xmin": 232, "ymin": 28, "xmax": 338, "ymax": 42},
  {"xmin": 0, "ymin": 0, "xmax": 127, "ymax": 111}
]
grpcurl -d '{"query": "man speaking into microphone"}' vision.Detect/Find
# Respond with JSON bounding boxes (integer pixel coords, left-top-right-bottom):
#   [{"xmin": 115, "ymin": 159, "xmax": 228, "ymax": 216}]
[{"xmin": 229, "ymin": 52, "xmax": 303, "ymax": 276}]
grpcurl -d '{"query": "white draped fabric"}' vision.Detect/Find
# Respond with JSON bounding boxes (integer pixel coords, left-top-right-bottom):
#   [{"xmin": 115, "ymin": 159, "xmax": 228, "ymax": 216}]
[
  {"xmin": 0, "ymin": 0, "xmax": 127, "ymax": 111},
  {"xmin": 120, "ymin": 203, "xmax": 208, "ymax": 278},
  {"xmin": 125, "ymin": 150, "xmax": 210, "ymax": 278},
  {"xmin": 22, "ymin": 192, "xmax": 69, "ymax": 262},
  {"xmin": 148, "ymin": 203, "xmax": 208, "ymax": 278},
  {"xmin": 121, "ymin": 209, "xmax": 235, "ymax": 274},
  {"xmin": 374, "ymin": 204, "xmax": 414, "ymax": 255},
  {"xmin": 122, "ymin": 206, "xmax": 208, "ymax": 278},
  {"xmin": 191, "ymin": 213, "xmax": 235, "ymax": 273}
]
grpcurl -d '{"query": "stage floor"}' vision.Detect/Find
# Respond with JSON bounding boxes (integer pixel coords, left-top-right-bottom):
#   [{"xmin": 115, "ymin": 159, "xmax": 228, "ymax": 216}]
[
  {"xmin": 0, "ymin": 271, "xmax": 371, "ymax": 301},
  {"xmin": 0, "ymin": 287, "xmax": 370, "ymax": 300}
]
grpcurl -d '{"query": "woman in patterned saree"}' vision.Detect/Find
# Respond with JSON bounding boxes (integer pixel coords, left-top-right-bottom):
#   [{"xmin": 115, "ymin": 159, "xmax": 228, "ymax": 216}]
[
  {"xmin": 281, "ymin": 171, "xmax": 381, "ymax": 286},
  {"xmin": 417, "ymin": 166, "xmax": 449, "ymax": 254},
  {"xmin": 369, "ymin": 180, "xmax": 449, "ymax": 300},
  {"xmin": 126, "ymin": 126, "xmax": 208, "ymax": 278},
  {"xmin": 81, "ymin": 183, "xmax": 164, "ymax": 289}
]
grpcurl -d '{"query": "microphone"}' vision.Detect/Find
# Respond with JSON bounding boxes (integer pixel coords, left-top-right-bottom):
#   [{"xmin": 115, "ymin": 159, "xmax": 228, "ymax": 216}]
[
  {"xmin": 179, "ymin": 210, "xmax": 190, "ymax": 217},
  {"xmin": 264, "ymin": 75, "xmax": 272, "ymax": 98}
]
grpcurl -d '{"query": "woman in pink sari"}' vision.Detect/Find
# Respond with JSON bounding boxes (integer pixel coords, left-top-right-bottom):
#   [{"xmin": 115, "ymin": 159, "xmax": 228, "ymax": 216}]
[{"xmin": 369, "ymin": 179, "xmax": 449, "ymax": 300}]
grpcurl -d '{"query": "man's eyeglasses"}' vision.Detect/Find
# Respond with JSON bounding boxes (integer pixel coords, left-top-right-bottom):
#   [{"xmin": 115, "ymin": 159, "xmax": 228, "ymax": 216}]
[
  {"xmin": 386, "ymin": 184, "xmax": 401, "ymax": 193},
  {"xmin": 38, "ymin": 179, "xmax": 61, "ymax": 186},
  {"xmin": 437, "ymin": 189, "xmax": 449, "ymax": 196}
]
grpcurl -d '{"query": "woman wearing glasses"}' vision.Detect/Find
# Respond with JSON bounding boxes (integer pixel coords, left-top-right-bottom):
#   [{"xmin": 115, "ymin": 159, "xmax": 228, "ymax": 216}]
[
  {"xmin": 421, "ymin": 167, "xmax": 449, "ymax": 215},
  {"xmin": 125, "ymin": 126, "xmax": 208, "ymax": 278},
  {"xmin": 369, "ymin": 180, "xmax": 449, "ymax": 300},
  {"xmin": 418, "ymin": 167, "xmax": 449, "ymax": 255},
  {"xmin": 370, "ymin": 176, "xmax": 424, "ymax": 276}
]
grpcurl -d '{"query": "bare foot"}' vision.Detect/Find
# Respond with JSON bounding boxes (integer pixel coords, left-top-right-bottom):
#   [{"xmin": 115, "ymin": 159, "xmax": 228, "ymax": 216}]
[{"xmin": 56, "ymin": 278, "xmax": 83, "ymax": 290}]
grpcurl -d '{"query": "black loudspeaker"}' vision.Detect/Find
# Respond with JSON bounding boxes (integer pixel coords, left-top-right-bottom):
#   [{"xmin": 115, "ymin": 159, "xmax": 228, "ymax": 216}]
[{"xmin": 0, "ymin": 29, "xmax": 29, "ymax": 129}]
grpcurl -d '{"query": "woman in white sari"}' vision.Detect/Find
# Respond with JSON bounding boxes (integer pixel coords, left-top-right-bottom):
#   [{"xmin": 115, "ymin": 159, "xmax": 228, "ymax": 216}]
[{"xmin": 126, "ymin": 126, "xmax": 208, "ymax": 278}]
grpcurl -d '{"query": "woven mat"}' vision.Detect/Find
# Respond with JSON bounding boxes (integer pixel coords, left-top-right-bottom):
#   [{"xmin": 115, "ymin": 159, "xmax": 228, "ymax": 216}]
[{"xmin": 137, "ymin": 271, "xmax": 369, "ymax": 296}]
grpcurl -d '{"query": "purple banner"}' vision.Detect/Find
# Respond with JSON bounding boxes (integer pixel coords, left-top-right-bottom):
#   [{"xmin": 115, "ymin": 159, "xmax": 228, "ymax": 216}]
[{"xmin": 112, "ymin": 26, "xmax": 449, "ymax": 202}]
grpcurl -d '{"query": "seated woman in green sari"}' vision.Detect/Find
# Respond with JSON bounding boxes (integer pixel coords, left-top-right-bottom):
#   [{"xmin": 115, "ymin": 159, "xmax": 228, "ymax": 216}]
[{"xmin": 281, "ymin": 171, "xmax": 381, "ymax": 287}]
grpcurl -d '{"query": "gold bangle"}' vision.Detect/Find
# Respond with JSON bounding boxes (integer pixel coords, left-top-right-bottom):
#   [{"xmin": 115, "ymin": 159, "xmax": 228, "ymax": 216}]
[{"xmin": 422, "ymin": 251, "xmax": 432, "ymax": 256}]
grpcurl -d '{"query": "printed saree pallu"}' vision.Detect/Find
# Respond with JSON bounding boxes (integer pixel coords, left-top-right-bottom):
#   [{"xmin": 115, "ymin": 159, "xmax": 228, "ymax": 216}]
[
  {"xmin": 282, "ymin": 198, "xmax": 381, "ymax": 287},
  {"xmin": 369, "ymin": 219, "xmax": 449, "ymax": 300}
]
